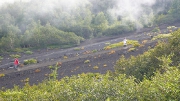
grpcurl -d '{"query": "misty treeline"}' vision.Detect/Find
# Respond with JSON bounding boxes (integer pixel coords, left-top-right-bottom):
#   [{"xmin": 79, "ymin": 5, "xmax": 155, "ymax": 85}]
[{"xmin": 0, "ymin": 0, "xmax": 179, "ymax": 52}]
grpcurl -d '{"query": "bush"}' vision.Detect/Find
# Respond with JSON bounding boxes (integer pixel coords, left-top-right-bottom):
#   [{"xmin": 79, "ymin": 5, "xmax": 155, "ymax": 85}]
[
  {"xmin": 0, "ymin": 74, "xmax": 5, "ymax": 77},
  {"xmin": 14, "ymin": 48, "xmax": 24, "ymax": 53},
  {"xmin": 92, "ymin": 49, "xmax": 97, "ymax": 53},
  {"xmin": 128, "ymin": 48, "xmax": 136, "ymax": 52},
  {"xmin": 152, "ymin": 34, "xmax": 172, "ymax": 40},
  {"xmin": 115, "ymin": 29, "xmax": 180, "ymax": 80},
  {"xmin": 1, "ymin": 69, "xmax": 180, "ymax": 100},
  {"xmin": 63, "ymin": 56, "xmax": 68, "ymax": 59},
  {"xmin": 84, "ymin": 60, "xmax": 90, "ymax": 64},
  {"xmin": 10, "ymin": 54, "xmax": 21, "ymax": 58},
  {"xmin": 93, "ymin": 66, "xmax": 99, "ymax": 69},
  {"xmin": 24, "ymin": 51, "xmax": 33, "ymax": 55},
  {"xmin": 0, "ymin": 56, "xmax": 3, "ymax": 60},
  {"xmin": 74, "ymin": 47, "xmax": 84, "ymax": 51},
  {"xmin": 152, "ymin": 27, "xmax": 161, "ymax": 33},
  {"xmin": 127, "ymin": 40, "xmax": 140, "ymax": 47},
  {"xmin": 23, "ymin": 58, "xmax": 37, "ymax": 65},
  {"xmin": 103, "ymin": 40, "xmax": 140, "ymax": 50}
]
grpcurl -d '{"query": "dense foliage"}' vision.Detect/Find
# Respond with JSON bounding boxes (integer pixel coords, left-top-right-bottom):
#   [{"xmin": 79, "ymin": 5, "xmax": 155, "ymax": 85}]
[
  {"xmin": 0, "ymin": 0, "xmax": 180, "ymax": 52},
  {"xmin": 115, "ymin": 29, "xmax": 180, "ymax": 81},
  {"xmin": 0, "ymin": 68, "xmax": 180, "ymax": 100}
]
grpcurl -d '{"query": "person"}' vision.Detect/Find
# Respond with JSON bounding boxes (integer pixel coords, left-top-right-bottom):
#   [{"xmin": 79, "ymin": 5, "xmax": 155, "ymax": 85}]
[
  {"xmin": 123, "ymin": 37, "xmax": 127, "ymax": 47},
  {"xmin": 14, "ymin": 58, "xmax": 19, "ymax": 70}
]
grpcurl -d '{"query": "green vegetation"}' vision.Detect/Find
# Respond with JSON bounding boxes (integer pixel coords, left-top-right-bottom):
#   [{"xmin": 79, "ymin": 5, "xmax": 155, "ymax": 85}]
[
  {"xmin": 0, "ymin": 68, "xmax": 180, "ymax": 100},
  {"xmin": 74, "ymin": 47, "xmax": 84, "ymax": 51},
  {"xmin": 74, "ymin": 47, "xmax": 82, "ymax": 51},
  {"xmin": 0, "ymin": 29, "xmax": 180, "ymax": 101},
  {"xmin": 128, "ymin": 47, "xmax": 136, "ymax": 52},
  {"xmin": 104, "ymin": 40, "xmax": 140, "ymax": 50},
  {"xmin": 48, "ymin": 65, "xmax": 54, "ymax": 69},
  {"xmin": 13, "ymin": 48, "xmax": 24, "ymax": 53},
  {"xmin": 63, "ymin": 56, "xmax": 68, "ymax": 59},
  {"xmin": 92, "ymin": 49, "xmax": 98, "ymax": 53},
  {"xmin": 0, "ymin": 74, "xmax": 5, "ymax": 78},
  {"xmin": 0, "ymin": 56, "xmax": 3, "ymax": 60},
  {"xmin": 24, "ymin": 51, "xmax": 33, "ymax": 55},
  {"xmin": 93, "ymin": 66, "xmax": 99, "ymax": 69},
  {"xmin": 151, "ymin": 27, "xmax": 161, "ymax": 33},
  {"xmin": 152, "ymin": 33, "xmax": 172, "ymax": 40},
  {"xmin": 0, "ymin": 0, "xmax": 179, "ymax": 53},
  {"xmin": 23, "ymin": 58, "xmax": 37, "ymax": 65},
  {"xmin": 1, "ymin": 1, "xmax": 180, "ymax": 100},
  {"xmin": 115, "ymin": 29, "xmax": 180, "ymax": 81},
  {"xmin": 84, "ymin": 60, "xmax": 90, "ymax": 64},
  {"xmin": 10, "ymin": 54, "xmax": 21, "ymax": 58},
  {"xmin": 48, "ymin": 63, "xmax": 60, "ymax": 80}
]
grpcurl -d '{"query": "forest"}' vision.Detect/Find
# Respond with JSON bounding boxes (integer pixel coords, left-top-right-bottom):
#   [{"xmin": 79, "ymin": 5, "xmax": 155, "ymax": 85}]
[{"xmin": 0, "ymin": 0, "xmax": 180, "ymax": 52}]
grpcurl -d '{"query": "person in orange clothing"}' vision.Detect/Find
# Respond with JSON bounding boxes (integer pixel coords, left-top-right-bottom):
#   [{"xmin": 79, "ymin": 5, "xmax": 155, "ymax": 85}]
[{"xmin": 14, "ymin": 58, "xmax": 19, "ymax": 69}]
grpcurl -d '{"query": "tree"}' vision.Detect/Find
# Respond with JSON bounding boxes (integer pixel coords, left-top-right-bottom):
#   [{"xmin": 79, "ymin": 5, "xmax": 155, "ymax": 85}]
[
  {"xmin": 169, "ymin": 0, "xmax": 180, "ymax": 21},
  {"xmin": 92, "ymin": 12, "xmax": 108, "ymax": 37}
]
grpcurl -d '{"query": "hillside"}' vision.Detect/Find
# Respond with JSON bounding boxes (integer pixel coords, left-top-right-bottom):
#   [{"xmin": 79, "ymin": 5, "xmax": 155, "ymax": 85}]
[
  {"xmin": 0, "ymin": 0, "xmax": 180, "ymax": 100},
  {"xmin": 0, "ymin": 27, "xmax": 180, "ymax": 100}
]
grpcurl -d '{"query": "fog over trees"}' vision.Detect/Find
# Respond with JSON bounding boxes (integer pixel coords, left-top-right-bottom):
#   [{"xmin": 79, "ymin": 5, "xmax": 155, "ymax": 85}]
[{"xmin": 0, "ymin": 0, "xmax": 179, "ymax": 52}]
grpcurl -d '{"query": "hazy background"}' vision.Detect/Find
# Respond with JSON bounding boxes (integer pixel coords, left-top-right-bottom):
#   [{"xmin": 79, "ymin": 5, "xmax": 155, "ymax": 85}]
[{"xmin": 0, "ymin": 0, "xmax": 178, "ymax": 51}]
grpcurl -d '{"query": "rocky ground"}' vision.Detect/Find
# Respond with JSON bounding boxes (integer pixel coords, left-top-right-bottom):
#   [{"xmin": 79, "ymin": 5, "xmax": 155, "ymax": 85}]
[{"xmin": 0, "ymin": 23, "xmax": 179, "ymax": 89}]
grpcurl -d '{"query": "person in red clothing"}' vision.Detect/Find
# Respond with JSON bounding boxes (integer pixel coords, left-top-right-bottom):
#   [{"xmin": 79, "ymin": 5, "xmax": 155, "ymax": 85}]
[{"xmin": 14, "ymin": 58, "xmax": 19, "ymax": 69}]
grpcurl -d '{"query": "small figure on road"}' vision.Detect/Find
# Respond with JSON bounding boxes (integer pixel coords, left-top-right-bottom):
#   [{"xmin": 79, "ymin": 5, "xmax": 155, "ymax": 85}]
[
  {"xmin": 123, "ymin": 37, "xmax": 127, "ymax": 47},
  {"xmin": 14, "ymin": 58, "xmax": 19, "ymax": 70}
]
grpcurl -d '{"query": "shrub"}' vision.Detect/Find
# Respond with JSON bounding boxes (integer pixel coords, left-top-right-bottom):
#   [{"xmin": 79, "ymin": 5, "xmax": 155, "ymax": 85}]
[
  {"xmin": 152, "ymin": 27, "xmax": 160, "ymax": 33},
  {"xmin": 10, "ymin": 54, "xmax": 21, "ymax": 58},
  {"xmin": 93, "ymin": 66, "xmax": 99, "ymax": 69},
  {"xmin": 63, "ymin": 56, "xmax": 68, "ymax": 59},
  {"xmin": 103, "ymin": 40, "xmax": 140, "ymax": 50},
  {"xmin": 74, "ymin": 47, "xmax": 81, "ymax": 51},
  {"xmin": 14, "ymin": 48, "xmax": 24, "ymax": 53},
  {"xmin": 127, "ymin": 40, "xmax": 140, "ymax": 47},
  {"xmin": 84, "ymin": 60, "xmax": 90, "ymax": 64},
  {"xmin": 49, "ymin": 66, "xmax": 54, "ymax": 69},
  {"xmin": 0, "ymin": 69, "xmax": 180, "ymax": 100},
  {"xmin": 152, "ymin": 34, "xmax": 172, "ymax": 40},
  {"xmin": 0, "ymin": 74, "xmax": 5, "ymax": 77},
  {"xmin": 92, "ymin": 49, "xmax": 98, "ymax": 53},
  {"xmin": 23, "ymin": 58, "xmax": 37, "ymax": 65},
  {"xmin": 24, "ymin": 51, "xmax": 33, "ymax": 55},
  {"xmin": 23, "ymin": 78, "xmax": 29, "ymax": 82},
  {"xmin": 0, "ymin": 56, "xmax": 3, "ymax": 60},
  {"xmin": 128, "ymin": 48, "xmax": 136, "ymax": 52},
  {"xmin": 103, "ymin": 42, "xmax": 123, "ymax": 50}
]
